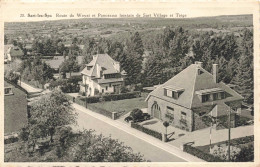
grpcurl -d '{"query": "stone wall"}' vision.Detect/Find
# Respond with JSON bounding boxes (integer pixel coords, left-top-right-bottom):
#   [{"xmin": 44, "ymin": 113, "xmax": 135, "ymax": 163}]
[{"xmin": 147, "ymin": 96, "xmax": 193, "ymax": 131}]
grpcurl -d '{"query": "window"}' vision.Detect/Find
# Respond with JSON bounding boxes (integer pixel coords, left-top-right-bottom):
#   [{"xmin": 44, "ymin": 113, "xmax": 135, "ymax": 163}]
[
  {"xmin": 202, "ymin": 94, "xmax": 210, "ymax": 102},
  {"xmin": 106, "ymin": 86, "xmax": 108, "ymax": 91},
  {"xmin": 4, "ymin": 87, "xmax": 13, "ymax": 95},
  {"xmin": 213, "ymin": 93, "xmax": 219, "ymax": 100},
  {"xmin": 173, "ymin": 91, "xmax": 179, "ymax": 99},
  {"xmin": 181, "ymin": 111, "xmax": 186, "ymax": 120},
  {"xmin": 164, "ymin": 88, "xmax": 181, "ymax": 99},
  {"xmin": 167, "ymin": 106, "xmax": 174, "ymax": 112},
  {"xmin": 199, "ymin": 112, "xmax": 206, "ymax": 116},
  {"xmin": 166, "ymin": 89, "xmax": 172, "ymax": 97},
  {"xmin": 102, "ymin": 89, "xmax": 104, "ymax": 93},
  {"xmin": 166, "ymin": 106, "xmax": 174, "ymax": 120},
  {"xmin": 109, "ymin": 83, "xmax": 112, "ymax": 87},
  {"xmin": 220, "ymin": 92, "xmax": 225, "ymax": 99}
]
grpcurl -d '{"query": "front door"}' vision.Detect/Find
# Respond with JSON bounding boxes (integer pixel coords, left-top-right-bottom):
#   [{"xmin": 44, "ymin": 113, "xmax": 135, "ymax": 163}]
[{"xmin": 152, "ymin": 103, "xmax": 161, "ymax": 119}]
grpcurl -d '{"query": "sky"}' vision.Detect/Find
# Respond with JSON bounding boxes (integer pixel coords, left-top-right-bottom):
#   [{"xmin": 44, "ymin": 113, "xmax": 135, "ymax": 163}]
[{"xmin": 0, "ymin": 1, "xmax": 256, "ymax": 22}]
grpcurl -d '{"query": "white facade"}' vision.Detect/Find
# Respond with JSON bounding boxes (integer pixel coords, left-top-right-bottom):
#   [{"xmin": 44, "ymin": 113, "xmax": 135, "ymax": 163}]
[{"xmin": 80, "ymin": 54, "xmax": 125, "ymax": 96}]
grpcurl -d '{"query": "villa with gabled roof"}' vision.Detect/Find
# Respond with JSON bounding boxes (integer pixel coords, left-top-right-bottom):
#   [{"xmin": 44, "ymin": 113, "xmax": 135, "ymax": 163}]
[
  {"xmin": 80, "ymin": 54, "xmax": 126, "ymax": 96},
  {"xmin": 145, "ymin": 62, "xmax": 243, "ymax": 131}
]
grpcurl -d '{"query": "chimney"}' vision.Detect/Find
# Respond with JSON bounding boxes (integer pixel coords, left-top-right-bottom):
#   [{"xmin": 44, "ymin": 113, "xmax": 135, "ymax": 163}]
[
  {"xmin": 114, "ymin": 62, "xmax": 120, "ymax": 72},
  {"xmin": 195, "ymin": 61, "xmax": 203, "ymax": 68},
  {"xmin": 213, "ymin": 64, "xmax": 218, "ymax": 83}
]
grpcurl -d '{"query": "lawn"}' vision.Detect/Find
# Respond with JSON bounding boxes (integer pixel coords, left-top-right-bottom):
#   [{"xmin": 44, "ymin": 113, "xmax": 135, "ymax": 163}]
[{"xmin": 88, "ymin": 93, "xmax": 148, "ymax": 117}]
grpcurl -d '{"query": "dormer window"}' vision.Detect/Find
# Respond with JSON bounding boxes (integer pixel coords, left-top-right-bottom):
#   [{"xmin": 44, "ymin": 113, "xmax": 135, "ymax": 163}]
[
  {"xmin": 196, "ymin": 88, "xmax": 226, "ymax": 103},
  {"xmin": 87, "ymin": 66, "xmax": 92, "ymax": 70},
  {"xmin": 163, "ymin": 86, "xmax": 184, "ymax": 100},
  {"xmin": 202, "ymin": 94, "xmax": 210, "ymax": 102}
]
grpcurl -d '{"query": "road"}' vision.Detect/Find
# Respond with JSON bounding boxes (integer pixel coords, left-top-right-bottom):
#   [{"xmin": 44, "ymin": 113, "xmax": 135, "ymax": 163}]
[
  {"xmin": 72, "ymin": 103, "xmax": 204, "ymax": 162},
  {"xmin": 19, "ymin": 80, "xmax": 42, "ymax": 93}
]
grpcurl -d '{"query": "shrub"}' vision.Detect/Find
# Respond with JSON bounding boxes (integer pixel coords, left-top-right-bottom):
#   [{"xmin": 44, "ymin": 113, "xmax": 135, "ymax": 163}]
[
  {"xmin": 131, "ymin": 123, "xmax": 162, "ymax": 140},
  {"xmin": 78, "ymin": 91, "xmax": 141, "ymax": 104},
  {"xmin": 210, "ymin": 144, "xmax": 241, "ymax": 161},
  {"xmin": 235, "ymin": 144, "xmax": 254, "ymax": 162},
  {"xmin": 4, "ymin": 135, "xmax": 19, "ymax": 144},
  {"xmin": 19, "ymin": 127, "xmax": 30, "ymax": 142},
  {"xmin": 184, "ymin": 145, "xmax": 225, "ymax": 162},
  {"xmin": 235, "ymin": 115, "xmax": 252, "ymax": 127},
  {"xmin": 120, "ymin": 86, "xmax": 128, "ymax": 93}
]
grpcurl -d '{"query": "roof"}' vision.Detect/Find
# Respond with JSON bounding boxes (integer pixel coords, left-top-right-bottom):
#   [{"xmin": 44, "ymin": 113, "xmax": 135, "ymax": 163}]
[
  {"xmin": 4, "ymin": 45, "xmax": 13, "ymax": 54},
  {"xmin": 45, "ymin": 56, "xmax": 84, "ymax": 69},
  {"xmin": 81, "ymin": 54, "xmax": 120, "ymax": 77},
  {"xmin": 97, "ymin": 78, "xmax": 124, "ymax": 84},
  {"xmin": 6, "ymin": 45, "xmax": 24, "ymax": 57},
  {"xmin": 163, "ymin": 86, "xmax": 185, "ymax": 92},
  {"xmin": 195, "ymin": 88, "xmax": 222, "ymax": 95},
  {"xmin": 10, "ymin": 46, "xmax": 24, "ymax": 57},
  {"xmin": 45, "ymin": 56, "xmax": 64, "ymax": 69},
  {"xmin": 146, "ymin": 64, "xmax": 243, "ymax": 109}
]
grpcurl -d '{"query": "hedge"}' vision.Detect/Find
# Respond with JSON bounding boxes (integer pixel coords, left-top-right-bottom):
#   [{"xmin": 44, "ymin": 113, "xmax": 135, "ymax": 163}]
[
  {"xmin": 4, "ymin": 136, "xmax": 19, "ymax": 144},
  {"xmin": 65, "ymin": 94, "xmax": 113, "ymax": 118},
  {"xmin": 131, "ymin": 123, "xmax": 162, "ymax": 140},
  {"xmin": 79, "ymin": 91, "xmax": 141, "ymax": 104},
  {"xmin": 87, "ymin": 105, "xmax": 113, "ymax": 118},
  {"xmin": 183, "ymin": 144, "xmax": 225, "ymax": 162},
  {"xmin": 235, "ymin": 115, "xmax": 252, "ymax": 127},
  {"xmin": 102, "ymin": 91, "xmax": 141, "ymax": 101},
  {"xmin": 230, "ymin": 135, "xmax": 254, "ymax": 145}
]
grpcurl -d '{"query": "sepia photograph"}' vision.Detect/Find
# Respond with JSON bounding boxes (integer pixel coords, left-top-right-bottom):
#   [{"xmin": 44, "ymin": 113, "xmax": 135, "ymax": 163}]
[{"xmin": 1, "ymin": 0, "xmax": 258, "ymax": 165}]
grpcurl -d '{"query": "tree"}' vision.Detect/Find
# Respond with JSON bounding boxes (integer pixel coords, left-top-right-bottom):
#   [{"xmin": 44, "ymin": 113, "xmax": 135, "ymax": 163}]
[
  {"xmin": 12, "ymin": 40, "xmax": 18, "ymax": 46},
  {"xmin": 231, "ymin": 29, "xmax": 253, "ymax": 104},
  {"xmin": 28, "ymin": 91, "xmax": 77, "ymax": 143},
  {"xmin": 60, "ymin": 50, "xmax": 79, "ymax": 77},
  {"xmin": 124, "ymin": 32, "xmax": 144, "ymax": 84},
  {"xmin": 163, "ymin": 121, "xmax": 169, "ymax": 135},
  {"xmin": 232, "ymin": 55, "xmax": 253, "ymax": 104},
  {"xmin": 71, "ymin": 130, "xmax": 145, "ymax": 162}
]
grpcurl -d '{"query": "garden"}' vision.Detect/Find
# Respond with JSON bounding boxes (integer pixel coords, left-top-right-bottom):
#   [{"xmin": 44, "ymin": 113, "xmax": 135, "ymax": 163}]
[
  {"xmin": 88, "ymin": 92, "xmax": 148, "ymax": 118},
  {"xmin": 185, "ymin": 135, "xmax": 254, "ymax": 162}
]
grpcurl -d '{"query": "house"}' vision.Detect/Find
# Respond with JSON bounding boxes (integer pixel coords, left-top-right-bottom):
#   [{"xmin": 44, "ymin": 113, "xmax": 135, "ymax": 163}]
[
  {"xmin": 80, "ymin": 54, "xmax": 127, "ymax": 96},
  {"xmin": 145, "ymin": 62, "xmax": 243, "ymax": 132},
  {"xmin": 4, "ymin": 45, "xmax": 12, "ymax": 63},
  {"xmin": 4, "ymin": 45, "xmax": 24, "ymax": 63},
  {"xmin": 4, "ymin": 80, "xmax": 28, "ymax": 134}
]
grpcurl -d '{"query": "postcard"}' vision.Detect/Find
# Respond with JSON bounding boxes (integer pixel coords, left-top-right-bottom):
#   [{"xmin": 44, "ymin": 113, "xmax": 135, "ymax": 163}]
[{"xmin": 1, "ymin": 0, "xmax": 259, "ymax": 166}]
